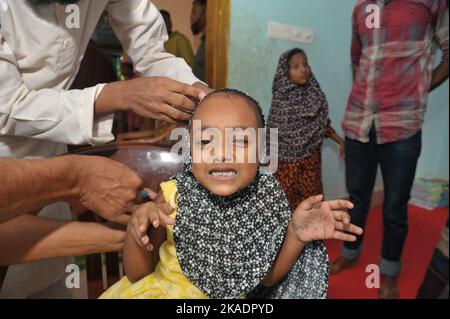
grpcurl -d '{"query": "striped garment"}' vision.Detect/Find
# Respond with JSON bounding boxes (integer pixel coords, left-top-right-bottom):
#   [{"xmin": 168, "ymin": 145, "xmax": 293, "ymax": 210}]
[{"xmin": 342, "ymin": 0, "xmax": 449, "ymax": 144}]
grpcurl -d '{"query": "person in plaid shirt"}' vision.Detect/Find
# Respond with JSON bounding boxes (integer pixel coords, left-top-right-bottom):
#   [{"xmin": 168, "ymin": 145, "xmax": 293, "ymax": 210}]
[{"xmin": 331, "ymin": 0, "xmax": 449, "ymax": 298}]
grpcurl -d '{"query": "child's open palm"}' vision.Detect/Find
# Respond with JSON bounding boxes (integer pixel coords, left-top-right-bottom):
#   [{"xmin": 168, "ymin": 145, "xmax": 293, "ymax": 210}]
[{"xmin": 292, "ymin": 195, "xmax": 363, "ymax": 244}]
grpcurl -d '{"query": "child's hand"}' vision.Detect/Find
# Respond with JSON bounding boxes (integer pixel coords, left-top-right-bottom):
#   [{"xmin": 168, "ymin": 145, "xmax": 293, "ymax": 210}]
[
  {"xmin": 291, "ymin": 195, "xmax": 363, "ymax": 244},
  {"xmin": 128, "ymin": 201, "xmax": 175, "ymax": 251}
]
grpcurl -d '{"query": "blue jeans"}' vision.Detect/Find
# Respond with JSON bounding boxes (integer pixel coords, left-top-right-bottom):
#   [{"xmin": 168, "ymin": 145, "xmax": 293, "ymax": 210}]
[{"xmin": 342, "ymin": 125, "xmax": 422, "ymax": 276}]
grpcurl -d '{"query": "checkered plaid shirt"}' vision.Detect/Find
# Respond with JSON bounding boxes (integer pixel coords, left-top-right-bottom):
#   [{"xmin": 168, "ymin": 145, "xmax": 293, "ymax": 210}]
[{"xmin": 342, "ymin": 0, "xmax": 449, "ymax": 144}]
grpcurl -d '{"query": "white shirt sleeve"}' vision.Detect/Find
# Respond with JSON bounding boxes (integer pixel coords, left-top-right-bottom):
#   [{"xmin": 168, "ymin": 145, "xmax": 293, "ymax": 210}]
[
  {"xmin": 0, "ymin": 38, "xmax": 114, "ymax": 146},
  {"xmin": 107, "ymin": 0, "xmax": 201, "ymax": 85}
]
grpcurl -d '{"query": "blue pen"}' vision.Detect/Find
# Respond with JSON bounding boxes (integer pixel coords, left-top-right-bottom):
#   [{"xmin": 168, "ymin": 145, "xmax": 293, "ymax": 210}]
[{"xmin": 138, "ymin": 190, "xmax": 150, "ymax": 203}]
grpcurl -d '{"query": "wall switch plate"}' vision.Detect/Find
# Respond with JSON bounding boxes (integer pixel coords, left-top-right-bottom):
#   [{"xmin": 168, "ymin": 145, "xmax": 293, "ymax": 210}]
[{"xmin": 267, "ymin": 22, "xmax": 314, "ymax": 44}]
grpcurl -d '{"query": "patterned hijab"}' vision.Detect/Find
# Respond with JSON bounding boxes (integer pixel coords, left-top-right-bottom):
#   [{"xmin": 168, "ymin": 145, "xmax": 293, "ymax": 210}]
[
  {"xmin": 172, "ymin": 132, "xmax": 328, "ymax": 299},
  {"xmin": 267, "ymin": 49, "xmax": 329, "ymax": 162}
]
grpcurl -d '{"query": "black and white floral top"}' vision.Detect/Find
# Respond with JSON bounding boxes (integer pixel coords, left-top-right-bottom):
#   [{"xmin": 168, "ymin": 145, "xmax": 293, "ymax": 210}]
[{"xmin": 174, "ymin": 169, "xmax": 329, "ymax": 299}]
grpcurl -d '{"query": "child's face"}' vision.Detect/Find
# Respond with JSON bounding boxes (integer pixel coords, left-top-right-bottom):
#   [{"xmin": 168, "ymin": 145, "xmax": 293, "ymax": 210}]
[
  {"xmin": 288, "ymin": 52, "xmax": 311, "ymax": 85},
  {"xmin": 190, "ymin": 94, "xmax": 260, "ymax": 197}
]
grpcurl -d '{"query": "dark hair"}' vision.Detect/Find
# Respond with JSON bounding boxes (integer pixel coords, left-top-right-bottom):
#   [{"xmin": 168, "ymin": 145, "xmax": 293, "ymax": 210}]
[
  {"xmin": 160, "ymin": 9, "xmax": 171, "ymax": 20},
  {"xmin": 193, "ymin": 88, "xmax": 265, "ymax": 128},
  {"xmin": 286, "ymin": 48, "xmax": 307, "ymax": 65},
  {"xmin": 193, "ymin": 0, "xmax": 207, "ymax": 7}
]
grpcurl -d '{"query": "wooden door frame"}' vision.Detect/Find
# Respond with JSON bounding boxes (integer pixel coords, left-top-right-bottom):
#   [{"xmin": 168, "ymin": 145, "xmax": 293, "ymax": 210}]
[{"xmin": 205, "ymin": 0, "xmax": 230, "ymax": 89}]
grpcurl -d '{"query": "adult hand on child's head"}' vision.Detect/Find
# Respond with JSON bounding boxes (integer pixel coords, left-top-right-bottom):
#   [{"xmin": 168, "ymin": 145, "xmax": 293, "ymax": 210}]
[
  {"xmin": 128, "ymin": 201, "xmax": 175, "ymax": 251},
  {"xmin": 193, "ymin": 82, "xmax": 213, "ymax": 97},
  {"xmin": 118, "ymin": 77, "xmax": 207, "ymax": 123},
  {"xmin": 291, "ymin": 195, "xmax": 363, "ymax": 244}
]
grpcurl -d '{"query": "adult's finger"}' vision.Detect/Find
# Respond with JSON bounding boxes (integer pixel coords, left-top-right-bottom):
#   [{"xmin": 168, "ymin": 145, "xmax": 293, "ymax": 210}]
[
  {"xmin": 167, "ymin": 79, "xmax": 206, "ymax": 101},
  {"xmin": 156, "ymin": 103, "xmax": 192, "ymax": 122},
  {"xmin": 146, "ymin": 189, "xmax": 158, "ymax": 200},
  {"xmin": 165, "ymin": 91, "xmax": 197, "ymax": 112},
  {"xmin": 135, "ymin": 105, "xmax": 177, "ymax": 123},
  {"xmin": 155, "ymin": 112, "xmax": 179, "ymax": 124},
  {"xmin": 192, "ymin": 82, "xmax": 211, "ymax": 99}
]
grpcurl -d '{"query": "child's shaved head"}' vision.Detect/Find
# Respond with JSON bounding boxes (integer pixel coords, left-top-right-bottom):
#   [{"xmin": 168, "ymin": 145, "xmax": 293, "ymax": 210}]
[{"xmin": 191, "ymin": 88, "xmax": 265, "ymax": 129}]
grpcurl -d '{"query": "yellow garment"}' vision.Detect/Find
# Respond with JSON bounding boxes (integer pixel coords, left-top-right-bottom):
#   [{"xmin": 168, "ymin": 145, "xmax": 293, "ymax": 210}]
[
  {"xmin": 99, "ymin": 180, "xmax": 207, "ymax": 299},
  {"xmin": 164, "ymin": 31, "xmax": 195, "ymax": 68}
]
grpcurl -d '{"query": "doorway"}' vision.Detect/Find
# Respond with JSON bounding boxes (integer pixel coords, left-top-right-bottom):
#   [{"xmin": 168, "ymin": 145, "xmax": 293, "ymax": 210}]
[{"xmin": 152, "ymin": 0, "xmax": 230, "ymax": 88}]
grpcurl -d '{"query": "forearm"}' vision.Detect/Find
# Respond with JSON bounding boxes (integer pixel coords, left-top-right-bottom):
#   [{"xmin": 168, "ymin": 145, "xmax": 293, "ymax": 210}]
[
  {"xmin": 430, "ymin": 62, "xmax": 449, "ymax": 92},
  {"xmin": 123, "ymin": 224, "xmax": 168, "ymax": 283},
  {"xmin": 94, "ymin": 81, "xmax": 129, "ymax": 116},
  {"xmin": 0, "ymin": 156, "xmax": 78, "ymax": 223},
  {"xmin": 0, "ymin": 214, "xmax": 125, "ymax": 266},
  {"xmin": 329, "ymin": 131, "xmax": 344, "ymax": 145},
  {"xmin": 262, "ymin": 223, "xmax": 306, "ymax": 287},
  {"xmin": 123, "ymin": 229, "xmax": 153, "ymax": 283}
]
